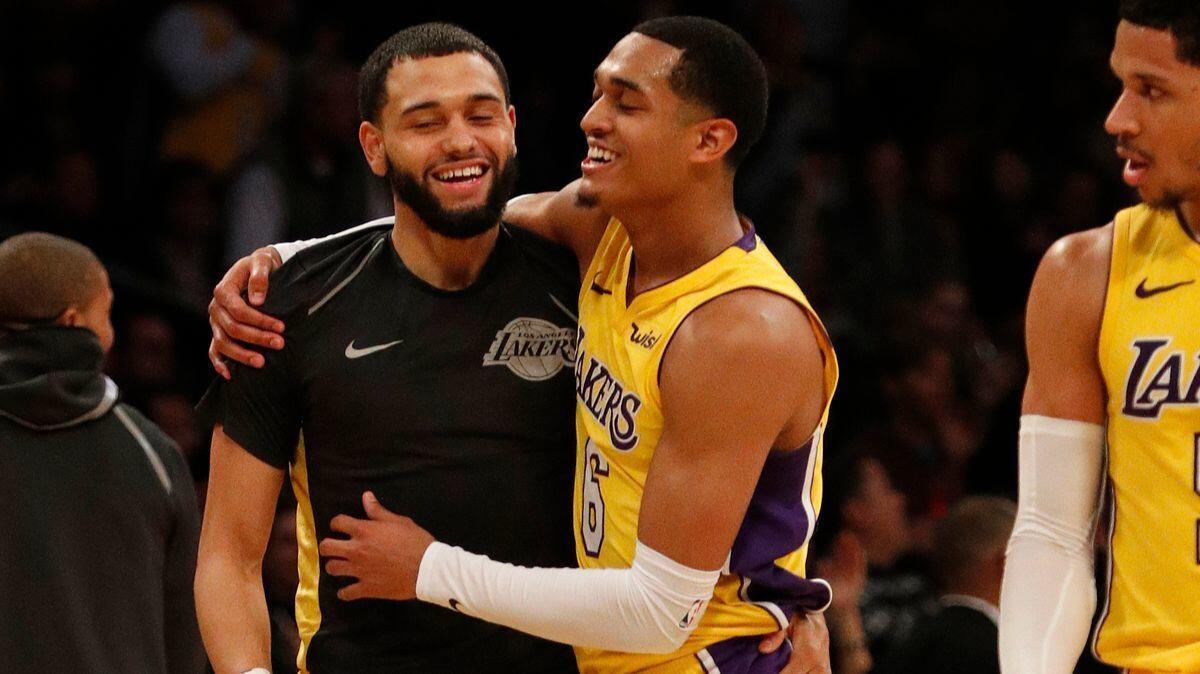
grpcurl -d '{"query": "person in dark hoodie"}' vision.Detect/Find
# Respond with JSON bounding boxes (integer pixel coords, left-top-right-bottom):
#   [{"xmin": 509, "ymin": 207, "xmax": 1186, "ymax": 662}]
[{"xmin": 0, "ymin": 232, "xmax": 205, "ymax": 674}]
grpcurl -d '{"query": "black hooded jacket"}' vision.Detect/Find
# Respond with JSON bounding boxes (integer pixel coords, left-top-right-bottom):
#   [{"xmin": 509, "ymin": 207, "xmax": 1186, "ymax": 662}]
[{"xmin": 0, "ymin": 327, "xmax": 204, "ymax": 673}]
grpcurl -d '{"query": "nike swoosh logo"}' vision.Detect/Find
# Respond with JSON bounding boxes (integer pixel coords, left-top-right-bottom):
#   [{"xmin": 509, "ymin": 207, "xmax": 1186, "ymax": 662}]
[
  {"xmin": 1135, "ymin": 278, "xmax": 1194, "ymax": 299},
  {"xmin": 345, "ymin": 339, "xmax": 404, "ymax": 359},
  {"xmin": 589, "ymin": 270, "xmax": 613, "ymax": 296}
]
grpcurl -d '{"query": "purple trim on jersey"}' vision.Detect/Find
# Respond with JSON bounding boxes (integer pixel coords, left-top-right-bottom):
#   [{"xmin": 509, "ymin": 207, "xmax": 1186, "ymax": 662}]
[
  {"xmin": 727, "ymin": 439, "xmax": 832, "ymax": 615},
  {"xmin": 697, "ymin": 634, "xmax": 792, "ymax": 674},
  {"xmin": 733, "ymin": 218, "xmax": 758, "ymax": 252}
]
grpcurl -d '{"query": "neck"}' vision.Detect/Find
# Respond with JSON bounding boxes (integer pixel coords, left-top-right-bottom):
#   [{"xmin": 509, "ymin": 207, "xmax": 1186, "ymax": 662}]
[
  {"xmin": 613, "ymin": 180, "xmax": 743, "ymax": 297},
  {"xmin": 1179, "ymin": 200, "xmax": 1200, "ymax": 243},
  {"xmin": 391, "ymin": 200, "xmax": 499, "ymax": 291}
]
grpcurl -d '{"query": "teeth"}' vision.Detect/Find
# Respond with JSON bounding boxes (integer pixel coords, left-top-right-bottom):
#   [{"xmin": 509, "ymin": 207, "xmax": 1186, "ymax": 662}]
[
  {"xmin": 587, "ymin": 146, "xmax": 616, "ymax": 162},
  {"xmin": 436, "ymin": 165, "xmax": 484, "ymax": 181}
]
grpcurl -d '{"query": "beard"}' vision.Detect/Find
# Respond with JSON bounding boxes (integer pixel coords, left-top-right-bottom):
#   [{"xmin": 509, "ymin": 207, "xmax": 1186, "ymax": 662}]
[{"xmin": 387, "ymin": 151, "xmax": 519, "ymax": 240}]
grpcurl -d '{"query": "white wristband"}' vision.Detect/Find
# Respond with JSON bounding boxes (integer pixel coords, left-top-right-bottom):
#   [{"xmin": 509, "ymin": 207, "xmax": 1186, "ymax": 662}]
[{"xmin": 241, "ymin": 669, "xmax": 270, "ymax": 674}]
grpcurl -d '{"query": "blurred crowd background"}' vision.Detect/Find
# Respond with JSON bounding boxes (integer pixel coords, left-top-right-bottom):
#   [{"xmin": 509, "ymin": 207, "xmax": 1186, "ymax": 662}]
[{"xmin": 1, "ymin": 0, "xmax": 1133, "ymax": 671}]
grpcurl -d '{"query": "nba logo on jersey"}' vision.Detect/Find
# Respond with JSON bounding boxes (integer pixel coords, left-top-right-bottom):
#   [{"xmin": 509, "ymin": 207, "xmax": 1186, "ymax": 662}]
[
  {"xmin": 483, "ymin": 317, "xmax": 576, "ymax": 381},
  {"xmin": 679, "ymin": 599, "xmax": 707, "ymax": 630}
]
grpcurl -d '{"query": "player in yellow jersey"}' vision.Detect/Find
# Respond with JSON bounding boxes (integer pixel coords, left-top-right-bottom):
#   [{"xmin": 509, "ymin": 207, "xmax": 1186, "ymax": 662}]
[
  {"xmin": 312, "ymin": 16, "xmax": 834, "ymax": 674},
  {"xmin": 998, "ymin": 2, "xmax": 1200, "ymax": 672},
  {"xmin": 206, "ymin": 16, "xmax": 835, "ymax": 674}
]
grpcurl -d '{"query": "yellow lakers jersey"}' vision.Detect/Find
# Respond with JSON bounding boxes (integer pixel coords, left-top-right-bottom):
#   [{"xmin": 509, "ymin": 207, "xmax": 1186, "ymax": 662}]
[
  {"xmin": 1095, "ymin": 204, "xmax": 1200, "ymax": 671},
  {"xmin": 572, "ymin": 218, "xmax": 838, "ymax": 673}
]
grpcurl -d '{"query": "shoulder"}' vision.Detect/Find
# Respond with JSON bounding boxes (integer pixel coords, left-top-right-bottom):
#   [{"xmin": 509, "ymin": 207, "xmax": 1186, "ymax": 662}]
[
  {"xmin": 663, "ymin": 288, "xmax": 822, "ymax": 414},
  {"xmin": 111, "ymin": 403, "xmax": 193, "ymax": 483},
  {"xmin": 1035, "ymin": 224, "xmax": 1113, "ymax": 289},
  {"xmin": 501, "ymin": 223, "xmax": 580, "ymax": 283},
  {"xmin": 1027, "ymin": 223, "xmax": 1113, "ymax": 343},
  {"xmin": 671, "ymin": 288, "xmax": 817, "ymax": 364},
  {"xmin": 263, "ymin": 222, "xmax": 393, "ymax": 320}
]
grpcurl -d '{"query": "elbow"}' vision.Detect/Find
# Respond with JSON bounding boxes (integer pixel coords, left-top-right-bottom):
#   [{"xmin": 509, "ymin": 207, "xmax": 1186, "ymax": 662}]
[{"xmin": 1006, "ymin": 514, "xmax": 1094, "ymax": 564}]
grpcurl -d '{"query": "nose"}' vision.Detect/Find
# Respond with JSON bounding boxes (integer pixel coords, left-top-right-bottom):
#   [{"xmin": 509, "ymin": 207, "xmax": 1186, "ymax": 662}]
[
  {"xmin": 580, "ymin": 98, "xmax": 611, "ymax": 138},
  {"xmin": 441, "ymin": 115, "xmax": 479, "ymax": 157},
  {"xmin": 1104, "ymin": 89, "xmax": 1141, "ymax": 138}
]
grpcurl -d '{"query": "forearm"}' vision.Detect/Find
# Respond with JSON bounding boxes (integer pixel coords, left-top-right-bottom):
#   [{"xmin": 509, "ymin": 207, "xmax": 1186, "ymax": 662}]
[
  {"xmin": 999, "ymin": 534, "xmax": 1097, "ymax": 673},
  {"xmin": 195, "ymin": 556, "xmax": 272, "ymax": 673},
  {"xmin": 998, "ymin": 415, "xmax": 1103, "ymax": 674},
  {"xmin": 416, "ymin": 540, "xmax": 718, "ymax": 654}
]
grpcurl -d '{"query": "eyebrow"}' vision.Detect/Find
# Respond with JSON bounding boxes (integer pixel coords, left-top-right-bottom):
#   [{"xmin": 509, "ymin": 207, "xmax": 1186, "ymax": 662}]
[
  {"xmin": 594, "ymin": 70, "xmax": 644, "ymax": 94},
  {"xmin": 1133, "ymin": 71, "xmax": 1171, "ymax": 86},
  {"xmin": 400, "ymin": 93, "xmax": 504, "ymax": 115}
]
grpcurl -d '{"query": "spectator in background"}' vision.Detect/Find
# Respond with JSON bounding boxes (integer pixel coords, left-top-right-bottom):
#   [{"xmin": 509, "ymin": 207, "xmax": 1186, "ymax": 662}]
[
  {"xmin": 0, "ymin": 232, "xmax": 203, "ymax": 673},
  {"xmin": 148, "ymin": 0, "xmax": 286, "ymax": 178},
  {"xmin": 821, "ymin": 451, "xmax": 938, "ymax": 664},
  {"xmin": 877, "ymin": 496, "xmax": 1015, "ymax": 674}
]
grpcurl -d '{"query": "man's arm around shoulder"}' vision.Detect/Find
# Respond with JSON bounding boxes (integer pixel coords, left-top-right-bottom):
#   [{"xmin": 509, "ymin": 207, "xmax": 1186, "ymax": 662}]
[{"xmin": 505, "ymin": 180, "xmax": 610, "ymax": 273}]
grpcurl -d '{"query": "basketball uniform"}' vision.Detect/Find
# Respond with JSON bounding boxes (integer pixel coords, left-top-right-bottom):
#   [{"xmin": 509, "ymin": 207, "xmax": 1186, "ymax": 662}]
[
  {"xmin": 199, "ymin": 221, "xmax": 581, "ymax": 673},
  {"xmin": 572, "ymin": 218, "xmax": 838, "ymax": 673},
  {"xmin": 1095, "ymin": 204, "xmax": 1200, "ymax": 671}
]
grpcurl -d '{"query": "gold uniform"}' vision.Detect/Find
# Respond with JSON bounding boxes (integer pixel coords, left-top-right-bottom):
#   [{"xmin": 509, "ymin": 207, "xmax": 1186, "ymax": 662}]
[
  {"xmin": 571, "ymin": 218, "xmax": 838, "ymax": 673},
  {"xmin": 1095, "ymin": 204, "xmax": 1200, "ymax": 672}
]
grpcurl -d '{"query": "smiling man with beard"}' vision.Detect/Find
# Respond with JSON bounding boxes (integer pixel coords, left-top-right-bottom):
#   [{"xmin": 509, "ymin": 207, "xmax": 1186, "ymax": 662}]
[{"xmin": 194, "ymin": 24, "xmax": 582, "ymax": 674}]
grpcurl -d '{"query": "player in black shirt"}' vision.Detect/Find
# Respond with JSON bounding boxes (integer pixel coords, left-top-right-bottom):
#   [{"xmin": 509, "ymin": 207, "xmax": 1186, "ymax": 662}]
[{"xmin": 195, "ymin": 25, "xmax": 578, "ymax": 673}]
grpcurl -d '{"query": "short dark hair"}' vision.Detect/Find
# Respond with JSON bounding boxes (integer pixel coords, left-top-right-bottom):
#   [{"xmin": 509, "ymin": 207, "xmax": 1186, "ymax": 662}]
[
  {"xmin": 0, "ymin": 232, "xmax": 106, "ymax": 325},
  {"xmin": 931, "ymin": 496, "xmax": 1016, "ymax": 589},
  {"xmin": 632, "ymin": 16, "xmax": 769, "ymax": 168},
  {"xmin": 357, "ymin": 23, "xmax": 511, "ymax": 123},
  {"xmin": 1120, "ymin": 0, "xmax": 1200, "ymax": 65}
]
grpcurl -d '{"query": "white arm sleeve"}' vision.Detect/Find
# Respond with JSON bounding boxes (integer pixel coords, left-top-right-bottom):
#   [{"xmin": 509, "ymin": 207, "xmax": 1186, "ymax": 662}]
[
  {"xmin": 415, "ymin": 539, "xmax": 720, "ymax": 654},
  {"xmin": 999, "ymin": 415, "xmax": 1105, "ymax": 674},
  {"xmin": 272, "ymin": 217, "xmax": 395, "ymax": 263}
]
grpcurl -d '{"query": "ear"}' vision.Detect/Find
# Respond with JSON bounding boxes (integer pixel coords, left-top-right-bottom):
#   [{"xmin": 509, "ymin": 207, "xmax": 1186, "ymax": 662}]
[
  {"xmin": 688, "ymin": 118, "xmax": 738, "ymax": 166},
  {"xmin": 57, "ymin": 306, "xmax": 82, "ymax": 328},
  {"xmin": 507, "ymin": 105, "xmax": 518, "ymax": 154},
  {"xmin": 359, "ymin": 121, "xmax": 388, "ymax": 178}
]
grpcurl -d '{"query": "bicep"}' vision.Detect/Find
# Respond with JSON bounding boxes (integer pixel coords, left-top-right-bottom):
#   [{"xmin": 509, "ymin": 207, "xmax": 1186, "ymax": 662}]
[
  {"xmin": 199, "ymin": 427, "xmax": 285, "ymax": 567},
  {"xmin": 1022, "ymin": 231, "xmax": 1111, "ymax": 423},
  {"xmin": 637, "ymin": 293, "xmax": 821, "ymax": 570}
]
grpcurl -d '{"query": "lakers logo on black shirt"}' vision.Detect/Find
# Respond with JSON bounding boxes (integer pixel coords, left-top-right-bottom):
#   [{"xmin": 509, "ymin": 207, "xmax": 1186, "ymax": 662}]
[{"xmin": 483, "ymin": 317, "xmax": 576, "ymax": 381}]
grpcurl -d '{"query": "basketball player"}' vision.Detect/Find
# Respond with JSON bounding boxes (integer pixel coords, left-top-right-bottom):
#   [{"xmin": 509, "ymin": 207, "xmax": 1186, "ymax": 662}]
[
  {"xmin": 998, "ymin": 1, "xmax": 1200, "ymax": 671},
  {"xmin": 303, "ymin": 17, "xmax": 835, "ymax": 673},
  {"xmin": 194, "ymin": 24, "xmax": 582, "ymax": 673},
  {"xmin": 199, "ymin": 21, "xmax": 822, "ymax": 674}
]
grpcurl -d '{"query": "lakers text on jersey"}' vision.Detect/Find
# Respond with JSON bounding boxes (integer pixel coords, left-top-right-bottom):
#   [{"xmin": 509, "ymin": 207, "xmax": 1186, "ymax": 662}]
[{"xmin": 571, "ymin": 218, "xmax": 838, "ymax": 673}]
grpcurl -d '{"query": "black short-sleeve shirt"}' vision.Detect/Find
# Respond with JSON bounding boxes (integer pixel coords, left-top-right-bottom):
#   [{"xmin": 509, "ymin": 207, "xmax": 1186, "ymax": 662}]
[{"xmin": 199, "ymin": 221, "xmax": 580, "ymax": 673}]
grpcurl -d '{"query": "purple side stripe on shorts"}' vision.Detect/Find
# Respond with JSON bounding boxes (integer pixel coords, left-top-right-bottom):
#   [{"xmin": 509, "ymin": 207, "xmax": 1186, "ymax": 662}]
[
  {"xmin": 727, "ymin": 439, "xmax": 832, "ymax": 617},
  {"xmin": 695, "ymin": 634, "xmax": 793, "ymax": 674}
]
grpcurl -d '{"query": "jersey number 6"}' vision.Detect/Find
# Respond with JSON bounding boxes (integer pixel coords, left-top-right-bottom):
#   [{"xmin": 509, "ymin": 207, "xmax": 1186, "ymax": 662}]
[{"xmin": 582, "ymin": 439, "xmax": 609, "ymax": 557}]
